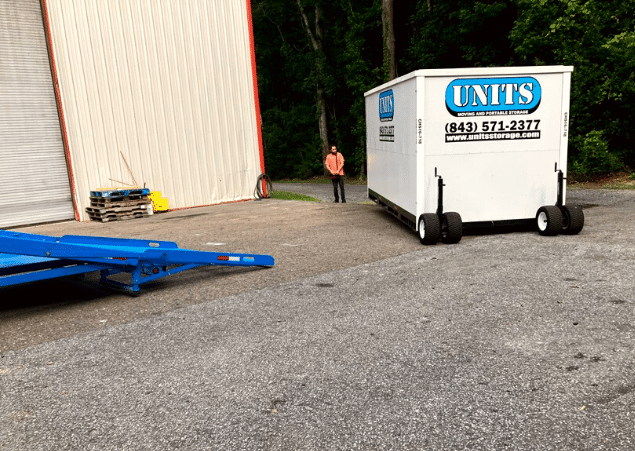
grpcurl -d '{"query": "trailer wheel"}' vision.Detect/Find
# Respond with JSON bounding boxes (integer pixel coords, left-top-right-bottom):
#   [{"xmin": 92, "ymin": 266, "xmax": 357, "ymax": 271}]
[
  {"xmin": 536, "ymin": 206, "xmax": 563, "ymax": 236},
  {"xmin": 441, "ymin": 212, "xmax": 463, "ymax": 244},
  {"xmin": 418, "ymin": 214, "xmax": 440, "ymax": 245},
  {"xmin": 560, "ymin": 205, "xmax": 584, "ymax": 235}
]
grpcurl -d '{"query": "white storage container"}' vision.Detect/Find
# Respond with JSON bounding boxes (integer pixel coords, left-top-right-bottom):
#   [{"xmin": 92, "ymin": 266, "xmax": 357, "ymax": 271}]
[{"xmin": 364, "ymin": 66, "xmax": 584, "ymax": 244}]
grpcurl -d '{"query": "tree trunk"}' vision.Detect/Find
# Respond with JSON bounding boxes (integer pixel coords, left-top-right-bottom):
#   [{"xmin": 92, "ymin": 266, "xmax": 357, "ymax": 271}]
[
  {"xmin": 297, "ymin": 0, "xmax": 330, "ymax": 167},
  {"xmin": 318, "ymin": 86, "xmax": 328, "ymax": 159},
  {"xmin": 382, "ymin": 0, "xmax": 397, "ymax": 81},
  {"xmin": 359, "ymin": 134, "xmax": 366, "ymax": 179}
]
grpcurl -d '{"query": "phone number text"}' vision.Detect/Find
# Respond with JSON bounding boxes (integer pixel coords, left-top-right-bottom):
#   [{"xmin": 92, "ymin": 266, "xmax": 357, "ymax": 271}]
[{"xmin": 445, "ymin": 120, "xmax": 541, "ymax": 134}]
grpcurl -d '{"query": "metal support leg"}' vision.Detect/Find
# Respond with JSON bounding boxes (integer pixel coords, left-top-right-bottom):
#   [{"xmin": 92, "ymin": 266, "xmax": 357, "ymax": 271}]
[
  {"xmin": 555, "ymin": 163, "xmax": 565, "ymax": 208},
  {"xmin": 435, "ymin": 167, "xmax": 445, "ymax": 220}
]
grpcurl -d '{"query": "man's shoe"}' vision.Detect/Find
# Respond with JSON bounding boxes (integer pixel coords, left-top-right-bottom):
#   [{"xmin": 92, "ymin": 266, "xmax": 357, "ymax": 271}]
[
  {"xmin": 342, "ymin": 200, "xmax": 346, "ymax": 203},
  {"xmin": 333, "ymin": 200, "xmax": 339, "ymax": 203}
]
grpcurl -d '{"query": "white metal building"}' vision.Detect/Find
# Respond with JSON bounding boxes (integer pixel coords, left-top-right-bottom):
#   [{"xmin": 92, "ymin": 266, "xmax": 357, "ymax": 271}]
[{"xmin": 0, "ymin": 0, "xmax": 265, "ymax": 228}]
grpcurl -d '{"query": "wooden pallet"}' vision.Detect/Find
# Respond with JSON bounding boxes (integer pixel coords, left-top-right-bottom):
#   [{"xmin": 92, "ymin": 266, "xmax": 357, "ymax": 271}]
[
  {"xmin": 89, "ymin": 197, "xmax": 151, "ymax": 208},
  {"xmin": 86, "ymin": 210, "xmax": 150, "ymax": 223},
  {"xmin": 86, "ymin": 205, "xmax": 150, "ymax": 215},
  {"xmin": 86, "ymin": 192, "xmax": 152, "ymax": 222}
]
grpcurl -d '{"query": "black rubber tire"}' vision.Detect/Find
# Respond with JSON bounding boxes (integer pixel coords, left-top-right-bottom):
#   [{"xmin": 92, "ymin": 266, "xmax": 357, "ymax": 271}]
[
  {"xmin": 418, "ymin": 213, "xmax": 440, "ymax": 245},
  {"xmin": 441, "ymin": 212, "xmax": 463, "ymax": 244},
  {"xmin": 560, "ymin": 205, "xmax": 584, "ymax": 235},
  {"xmin": 536, "ymin": 206, "xmax": 563, "ymax": 236}
]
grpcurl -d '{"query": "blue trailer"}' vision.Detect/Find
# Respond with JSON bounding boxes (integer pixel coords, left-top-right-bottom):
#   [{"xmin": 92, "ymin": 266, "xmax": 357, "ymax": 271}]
[{"xmin": 0, "ymin": 230, "xmax": 274, "ymax": 294}]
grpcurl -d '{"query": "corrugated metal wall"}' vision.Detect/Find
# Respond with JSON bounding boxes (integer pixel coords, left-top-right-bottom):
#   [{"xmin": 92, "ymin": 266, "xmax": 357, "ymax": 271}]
[
  {"xmin": 45, "ymin": 0, "xmax": 263, "ymax": 220},
  {"xmin": 0, "ymin": 0, "xmax": 75, "ymax": 228}
]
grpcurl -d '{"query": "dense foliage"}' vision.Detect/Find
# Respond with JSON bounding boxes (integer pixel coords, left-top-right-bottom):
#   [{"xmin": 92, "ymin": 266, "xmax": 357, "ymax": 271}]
[{"xmin": 252, "ymin": 0, "xmax": 635, "ymax": 179}]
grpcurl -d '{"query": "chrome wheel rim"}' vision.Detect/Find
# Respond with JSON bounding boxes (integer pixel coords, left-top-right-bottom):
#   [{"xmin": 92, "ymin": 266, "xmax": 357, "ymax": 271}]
[{"xmin": 537, "ymin": 211, "xmax": 548, "ymax": 231}]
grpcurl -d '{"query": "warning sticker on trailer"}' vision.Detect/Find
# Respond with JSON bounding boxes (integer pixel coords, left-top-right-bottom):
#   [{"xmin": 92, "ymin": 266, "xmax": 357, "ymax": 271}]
[
  {"xmin": 217, "ymin": 255, "xmax": 241, "ymax": 262},
  {"xmin": 380, "ymin": 125, "xmax": 395, "ymax": 142}
]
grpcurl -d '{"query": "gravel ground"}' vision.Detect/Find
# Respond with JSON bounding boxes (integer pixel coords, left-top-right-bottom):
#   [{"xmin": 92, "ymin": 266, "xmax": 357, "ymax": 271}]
[{"xmin": 1, "ymin": 186, "xmax": 634, "ymax": 450}]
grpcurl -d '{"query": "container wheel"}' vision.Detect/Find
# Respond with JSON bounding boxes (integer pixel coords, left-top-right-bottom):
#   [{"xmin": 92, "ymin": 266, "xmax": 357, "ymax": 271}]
[
  {"xmin": 536, "ymin": 206, "xmax": 563, "ymax": 236},
  {"xmin": 441, "ymin": 212, "xmax": 463, "ymax": 244},
  {"xmin": 560, "ymin": 205, "xmax": 584, "ymax": 235},
  {"xmin": 418, "ymin": 213, "xmax": 440, "ymax": 245}
]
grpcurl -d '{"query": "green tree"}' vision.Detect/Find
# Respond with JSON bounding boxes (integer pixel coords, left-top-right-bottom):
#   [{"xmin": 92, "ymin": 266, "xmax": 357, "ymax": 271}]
[
  {"xmin": 406, "ymin": 0, "xmax": 517, "ymax": 70},
  {"xmin": 333, "ymin": 0, "xmax": 383, "ymax": 176},
  {"xmin": 253, "ymin": 0, "xmax": 384, "ymax": 179},
  {"xmin": 252, "ymin": 0, "xmax": 324, "ymax": 178},
  {"xmin": 296, "ymin": 0, "xmax": 331, "ymax": 166},
  {"xmin": 252, "ymin": 0, "xmax": 635, "ymax": 179},
  {"xmin": 511, "ymin": 0, "xmax": 635, "ymax": 175}
]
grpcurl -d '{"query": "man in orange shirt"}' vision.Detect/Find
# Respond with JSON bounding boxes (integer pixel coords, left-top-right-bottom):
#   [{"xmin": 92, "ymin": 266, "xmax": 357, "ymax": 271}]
[{"xmin": 325, "ymin": 145, "xmax": 346, "ymax": 203}]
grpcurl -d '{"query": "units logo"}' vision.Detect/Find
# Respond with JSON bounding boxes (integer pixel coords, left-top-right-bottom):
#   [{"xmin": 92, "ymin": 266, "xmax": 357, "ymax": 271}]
[
  {"xmin": 445, "ymin": 77, "xmax": 541, "ymax": 117},
  {"xmin": 379, "ymin": 89, "xmax": 394, "ymax": 122}
]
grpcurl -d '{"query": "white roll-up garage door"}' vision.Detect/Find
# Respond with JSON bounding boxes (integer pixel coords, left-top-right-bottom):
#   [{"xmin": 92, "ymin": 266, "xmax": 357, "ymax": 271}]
[{"xmin": 0, "ymin": 0, "xmax": 74, "ymax": 228}]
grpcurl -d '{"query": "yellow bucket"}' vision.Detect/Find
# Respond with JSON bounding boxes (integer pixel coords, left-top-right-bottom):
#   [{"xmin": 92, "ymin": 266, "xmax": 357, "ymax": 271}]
[{"xmin": 149, "ymin": 191, "xmax": 169, "ymax": 212}]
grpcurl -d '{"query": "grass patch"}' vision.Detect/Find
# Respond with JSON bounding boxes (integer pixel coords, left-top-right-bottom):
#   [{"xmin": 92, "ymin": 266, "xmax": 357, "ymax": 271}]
[
  {"xmin": 269, "ymin": 190, "xmax": 321, "ymax": 202},
  {"xmin": 274, "ymin": 175, "xmax": 368, "ymax": 185},
  {"xmin": 568, "ymin": 171, "xmax": 635, "ymax": 190},
  {"xmin": 274, "ymin": 173, "xmax": 635, "ymax": 191},
  {"xmin": 599, "ymin": 181, "xmax": 635, "ymax": 190}
]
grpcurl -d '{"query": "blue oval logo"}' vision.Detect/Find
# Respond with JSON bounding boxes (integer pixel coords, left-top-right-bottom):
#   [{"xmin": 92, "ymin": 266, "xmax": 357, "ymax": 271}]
[
  {"xmin": 379, "ymin": 89, "xmax": 394, "ymax": 121},
  {"xmin": 445, "ymin": 77, "xmax": 541, "ymax": 117}
]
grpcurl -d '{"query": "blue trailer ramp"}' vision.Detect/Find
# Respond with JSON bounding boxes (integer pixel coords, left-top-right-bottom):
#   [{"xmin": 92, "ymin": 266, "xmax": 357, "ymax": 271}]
[{"xmin": 0, "ymin": 230, "xmax": 274, "ymax": 293}]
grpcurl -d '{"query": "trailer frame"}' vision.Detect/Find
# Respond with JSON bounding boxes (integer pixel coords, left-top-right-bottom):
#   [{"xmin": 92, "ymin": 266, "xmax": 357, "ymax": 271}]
[{"xmin": 0, "ymin": 230, "xmax": 274, "ymax": 294}]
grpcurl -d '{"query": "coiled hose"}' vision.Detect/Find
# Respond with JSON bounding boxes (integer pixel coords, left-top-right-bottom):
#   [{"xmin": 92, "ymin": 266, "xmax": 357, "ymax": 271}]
[{"xmin": 254, "ymin": 173, "xmax": 273, "ymax": 200}]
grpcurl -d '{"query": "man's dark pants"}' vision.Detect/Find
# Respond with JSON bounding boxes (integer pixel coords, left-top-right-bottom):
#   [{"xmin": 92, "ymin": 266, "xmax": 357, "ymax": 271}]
[{"xmin": 331, "ymin": 176, "xmax": 345, "ymax": 203}]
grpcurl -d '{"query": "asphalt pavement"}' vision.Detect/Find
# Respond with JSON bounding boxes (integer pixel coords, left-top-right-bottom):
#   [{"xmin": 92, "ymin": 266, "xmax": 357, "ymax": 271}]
[{"xmin": 1, "ymin": 185, "xmax": 634, "ymax": 450}]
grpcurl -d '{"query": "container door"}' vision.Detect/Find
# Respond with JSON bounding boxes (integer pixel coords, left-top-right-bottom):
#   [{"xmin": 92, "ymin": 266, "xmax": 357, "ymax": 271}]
[{"xmin": 0, "ymin": 0, "xmax": 74, "ymax": 228}]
